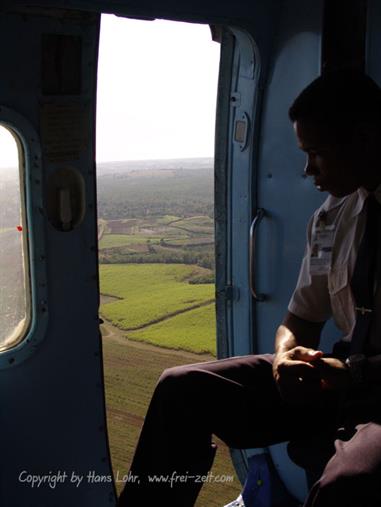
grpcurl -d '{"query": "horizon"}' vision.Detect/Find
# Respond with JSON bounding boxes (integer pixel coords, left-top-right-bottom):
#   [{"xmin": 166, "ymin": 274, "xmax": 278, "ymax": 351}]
[
  {"xmin": 97, "ymin": 156, "xmax": 213, "ymax": 164},
  {"xmin": 0, "ymin": 156, "xmax": 214, "ymax": 175}
]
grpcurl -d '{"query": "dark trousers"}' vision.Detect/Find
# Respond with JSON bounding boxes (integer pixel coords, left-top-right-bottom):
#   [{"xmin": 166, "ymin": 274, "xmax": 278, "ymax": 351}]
[{"xmin": 117, "ymin": 354, "xmax": 381, "ymax": 507}]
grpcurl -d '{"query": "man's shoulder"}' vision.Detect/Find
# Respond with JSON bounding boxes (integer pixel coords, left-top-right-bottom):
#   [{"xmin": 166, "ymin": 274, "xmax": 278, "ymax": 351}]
[{"xmin": 314, "ymin": 188, "xmax": 367, "ymax": 220}]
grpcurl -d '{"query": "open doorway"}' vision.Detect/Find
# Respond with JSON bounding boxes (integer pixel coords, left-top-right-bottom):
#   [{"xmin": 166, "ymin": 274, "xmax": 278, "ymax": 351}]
[{"xmin": 96, "ymin": 14, "xmax": 241, "ymax": 506}]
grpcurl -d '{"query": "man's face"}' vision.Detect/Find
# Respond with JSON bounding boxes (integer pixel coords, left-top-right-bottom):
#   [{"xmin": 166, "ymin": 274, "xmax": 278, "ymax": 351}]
[{"xmin": 294, "ymin": 120, "xmax": 363, "ymax": 198}]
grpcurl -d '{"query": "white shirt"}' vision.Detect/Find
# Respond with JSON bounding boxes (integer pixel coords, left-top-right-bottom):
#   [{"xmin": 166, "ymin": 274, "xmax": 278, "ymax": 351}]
[{"xmin": 288, "ymin": 186, "xmax": 381, "ymax": 343}]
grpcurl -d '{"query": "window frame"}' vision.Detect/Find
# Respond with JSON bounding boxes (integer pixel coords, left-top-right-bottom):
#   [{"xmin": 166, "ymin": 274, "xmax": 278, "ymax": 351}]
[{"xmin": 0, "ymin": 106, "xmax": 48, "ymax": 367}]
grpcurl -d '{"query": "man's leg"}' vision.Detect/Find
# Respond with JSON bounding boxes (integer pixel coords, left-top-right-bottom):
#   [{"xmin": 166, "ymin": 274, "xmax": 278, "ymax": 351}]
[
  {"xmin": 304, "ymin": 422, "xmax": 381, "ymax": 507},
  {"xmin": 118, "ymin": 354, "xmax": 337, "ymax": 507}
]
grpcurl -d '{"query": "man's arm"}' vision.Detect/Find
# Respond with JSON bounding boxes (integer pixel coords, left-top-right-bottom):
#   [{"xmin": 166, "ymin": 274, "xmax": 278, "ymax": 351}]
[
  {"xmin": 275, "ymin": 311, "xmax": 325, "ymax": 354},
  {"xmin": 274, "ymin": 311, "xmax": 355, "ymax": 397},
  {"xmin": 272, "ymin": 311, "xmax": 326, "ymax": 404}
]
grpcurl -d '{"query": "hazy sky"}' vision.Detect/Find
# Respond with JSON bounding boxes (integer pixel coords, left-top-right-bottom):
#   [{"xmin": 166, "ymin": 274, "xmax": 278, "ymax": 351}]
[
  {"xmin": 96, "ymin": 15, "xmax": 220, "ymax": 162},
  {"xmin": 0, "ymin": 127, "xmax": 18, "ymax": 169},
  {"xmin": 0, "ymin": 15, "xmax": 220, "ymax": 168}
]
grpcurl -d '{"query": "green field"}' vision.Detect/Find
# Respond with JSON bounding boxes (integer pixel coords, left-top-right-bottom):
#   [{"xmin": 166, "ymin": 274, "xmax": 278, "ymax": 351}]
[
  {"xmin": 99, "ymin": 216, "xmax": 213, "ymax": 248},
  {"xmin": 98, "ymin": 161, "xmax": 240, "ymax": 506},
  {"xmin": 98, "ymin": 211, "xmax": 215, "ymax": 270},
  {"xmin": 99, "ymin": 234, "xmax": 162, "ymax": 249},
  {"xmin": 102, "ymin": 334, "xmax": 241, "ymax": 506},
  {"xmin": 164, "ymin": 237, "xmax": 214, "ymax": 246},
  {"xmin": 156, "ymin": 215, "xmax": 182, "ymax": 224},
  {"xmin": 100, "ymin": 264, "xmax": 215, "ymax": 347},
  {"xmin": 129, "ymin": 303, "xmax": 216, "ymax": 354}
]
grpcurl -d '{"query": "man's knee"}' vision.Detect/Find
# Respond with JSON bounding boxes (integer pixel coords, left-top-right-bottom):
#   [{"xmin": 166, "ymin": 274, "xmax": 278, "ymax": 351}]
[
  {"xmin": 156, "ymin": 365, "xmax": 213, "ymax": 404},
  {"xmin": 156, "ymin": 364, "xmax": 198, "ymax": 394},
  {"xmin": 155, "ymin": 366, "xmax": 182, "ymax": 396}
]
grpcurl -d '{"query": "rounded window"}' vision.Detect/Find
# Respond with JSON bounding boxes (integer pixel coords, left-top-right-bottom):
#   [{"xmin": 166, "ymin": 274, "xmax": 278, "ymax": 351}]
[{"xmin": 0, "ymin": 124, "xmax": 31, "ymax": 350}]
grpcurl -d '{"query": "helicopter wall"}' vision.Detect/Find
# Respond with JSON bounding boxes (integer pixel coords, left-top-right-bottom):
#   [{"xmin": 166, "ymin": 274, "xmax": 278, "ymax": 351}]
[
  {"xmin": 2, "ymin": 0, "xmax": 280, "ymax": 27},
  {"xmin": 0, "ymin": 9, "xmax": 117, "ymax": 507},
  {"xmin": 0, "ymin": 1, "xmax": 376, "ymax": 506}
]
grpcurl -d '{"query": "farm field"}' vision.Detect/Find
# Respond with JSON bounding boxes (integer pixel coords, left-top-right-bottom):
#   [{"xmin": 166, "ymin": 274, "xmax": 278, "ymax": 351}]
[
  {"xmin": 129, "ymin": 302, "xmax": 216, "ymax": 354},
  {"xmin": 98, "ymin": 212, "xmax": 214, "ymax": 270},
  {"xmin": 97, "ymin": 160, "xmax": 241, "ymax": 506},
  {"xmin": 99, "ymin": 263, "xmax": 216, "ymax": 354},
  {"xmin": 101, "ymin": 322, "xmax": 241, "ymax": 507},
  {"xmin": 99, "ymin": 234, "xmax": 163, "ymax": 249}
]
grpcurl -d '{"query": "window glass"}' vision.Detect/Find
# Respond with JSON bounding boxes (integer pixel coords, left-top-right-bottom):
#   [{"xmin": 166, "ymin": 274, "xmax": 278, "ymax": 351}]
[{"xmin": 0, "ymin": 125, "xmax": 30, "ymax": 349}]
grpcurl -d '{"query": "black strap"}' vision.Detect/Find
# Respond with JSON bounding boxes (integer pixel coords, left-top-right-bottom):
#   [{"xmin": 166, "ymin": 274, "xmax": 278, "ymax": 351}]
[{"xmin": 350, "ymin": 194, "xmax": 380, "ymax": 354}]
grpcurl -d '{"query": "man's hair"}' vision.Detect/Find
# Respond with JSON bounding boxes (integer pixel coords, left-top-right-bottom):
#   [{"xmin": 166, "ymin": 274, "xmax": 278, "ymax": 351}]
[{"xmin": 289, "ymin": 70, "xmax": 381, "ymax": 138}]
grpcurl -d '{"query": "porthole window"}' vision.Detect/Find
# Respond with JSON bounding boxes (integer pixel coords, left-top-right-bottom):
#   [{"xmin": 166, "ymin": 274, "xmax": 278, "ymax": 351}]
[{"xmin": 0, "ymin": 125, "xmax": 31, "ymax": 350}]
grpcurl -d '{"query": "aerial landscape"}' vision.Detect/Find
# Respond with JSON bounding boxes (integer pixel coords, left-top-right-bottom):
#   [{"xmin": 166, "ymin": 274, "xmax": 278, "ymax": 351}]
[
  {"xmin": 0, "ymin": 167, "xmax": 28, "ymax": 347},
  {"xmin": 97, "ymin": 158, "xmax": 241, "ymax": 506}
]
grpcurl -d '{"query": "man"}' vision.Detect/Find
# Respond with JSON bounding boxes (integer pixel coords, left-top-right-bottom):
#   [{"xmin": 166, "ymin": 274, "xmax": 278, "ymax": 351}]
[{"xmin": 118, "ymin": 70, "xmax": 381, "ymax": 507}]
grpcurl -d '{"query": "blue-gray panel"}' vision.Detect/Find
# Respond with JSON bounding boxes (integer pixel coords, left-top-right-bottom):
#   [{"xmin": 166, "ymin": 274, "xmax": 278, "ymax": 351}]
[
  {"xmin": 228, "ymin": 29, "xmax": 259, "ymax": 358},
  {"xmin": 256, "ymin": 3, "xmax": 324, "ymax": 353},
  {"xmin": 225, "ymin": 1, "xmax": 279, "ymax": 358},
  {"xmin": 0, "ymin": 11, "xmax": 115, "ymax": 506},
  {"xmin": 252, "ymin": 0, "xmax": 341, "ymax": 502},
  {"xmin": 5, "ymin": 0, "xmax": 280, "ymax": 26}
]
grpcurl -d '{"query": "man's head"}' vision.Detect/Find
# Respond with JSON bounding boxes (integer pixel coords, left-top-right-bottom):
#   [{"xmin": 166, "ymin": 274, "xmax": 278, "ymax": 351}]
[{"xmin": 289, "ymin": 70, "xmax": 381, "ymax": 197}]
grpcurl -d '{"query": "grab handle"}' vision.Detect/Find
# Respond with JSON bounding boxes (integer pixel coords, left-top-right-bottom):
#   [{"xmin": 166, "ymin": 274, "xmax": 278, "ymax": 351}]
[{"xmin": 249, "ymin": 208, "xmax": 266, "ymax": 301}]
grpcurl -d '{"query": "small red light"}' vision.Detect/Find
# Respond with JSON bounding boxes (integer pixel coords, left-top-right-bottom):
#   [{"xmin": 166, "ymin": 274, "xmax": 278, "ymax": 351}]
[{"xmin": 17, "ymin": 225, "xmax": 23, "ymax": 232}]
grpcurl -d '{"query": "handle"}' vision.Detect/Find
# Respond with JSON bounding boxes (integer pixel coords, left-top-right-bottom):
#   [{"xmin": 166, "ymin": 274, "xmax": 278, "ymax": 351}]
[{"xmin": 249, "ymin": 208, "xmax": 266, "ymax": 301}]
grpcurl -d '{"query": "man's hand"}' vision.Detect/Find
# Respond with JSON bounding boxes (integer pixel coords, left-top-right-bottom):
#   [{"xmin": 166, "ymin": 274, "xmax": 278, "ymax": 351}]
[
  {"xmin": 273, "ymin": 347, "xmax": 351, "ymax": 403},
  {"xmin": 272, "ymin": 313, "xmax": 347, "ymax": 403},
  {"xmin": 273, "ymin": 346, "xmax": 324, "ymax": 404}
]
